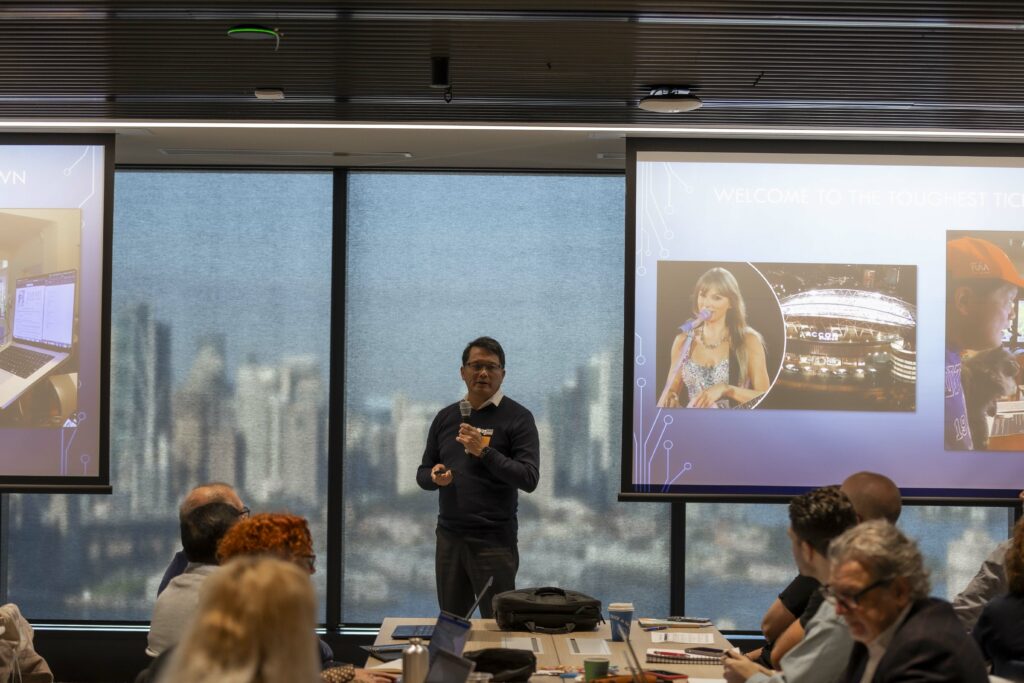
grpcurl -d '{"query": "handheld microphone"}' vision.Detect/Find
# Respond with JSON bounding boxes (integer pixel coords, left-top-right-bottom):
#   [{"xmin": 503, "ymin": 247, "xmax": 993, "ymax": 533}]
[
  {"xmin": 458, "ymin": 399, "xmax": 473, "ymax": 454},
  {"xmin": 679, "ymin": 308, "xmax": 711, "ymax": 333}
]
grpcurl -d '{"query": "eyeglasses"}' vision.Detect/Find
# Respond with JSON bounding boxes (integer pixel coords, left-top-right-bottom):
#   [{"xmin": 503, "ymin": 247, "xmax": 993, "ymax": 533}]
[
  {"xmin": 299, "ymin": 554, "xmax": 317, "ymax": 573},
  {"xmin": 236, "ymin": 506, "xmax": 251, "ymax": 519},
  {"xmin": 465, "ymin": 362, "xmax": 503, "ymax": 373},
  {"xmin": 821, "ymin": 578, "xmax": 891, "ymax": 610}
]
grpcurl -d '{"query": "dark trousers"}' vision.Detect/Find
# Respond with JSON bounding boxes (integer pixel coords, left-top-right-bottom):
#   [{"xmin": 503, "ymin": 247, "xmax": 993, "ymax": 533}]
[{"xmin": 435, "ymin": 525, "xmax": 518, "ymax": 618}]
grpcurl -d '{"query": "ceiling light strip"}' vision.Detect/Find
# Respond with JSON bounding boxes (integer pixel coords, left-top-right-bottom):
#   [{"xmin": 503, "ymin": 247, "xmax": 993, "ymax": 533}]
[
  {"xmin": 4, "ymin": 7, "xmax": 1023, "ymax": 32},
  {"xmin": 346, "ymin": 10, "xmax": 1024, "ymax": 31},
  {"xmin": 4, "ymin": 119, "xmax": 1024, "ymax": 140}
]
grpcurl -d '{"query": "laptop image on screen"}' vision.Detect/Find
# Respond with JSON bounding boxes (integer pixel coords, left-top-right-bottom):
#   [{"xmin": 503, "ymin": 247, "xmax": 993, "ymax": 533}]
[
  {"xmin": 392, "ymin": 575, "xmax": 494, "ymax": 642},
  {"xmin": 0, "ymin": 270, "xmax": 76, "ymax": 410}
]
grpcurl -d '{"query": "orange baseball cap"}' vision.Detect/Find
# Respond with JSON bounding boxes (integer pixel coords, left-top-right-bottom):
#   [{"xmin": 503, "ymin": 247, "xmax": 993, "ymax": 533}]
[{"xmin": 947, "ymin": 236, "xmax": 1024, "ymax": 288}]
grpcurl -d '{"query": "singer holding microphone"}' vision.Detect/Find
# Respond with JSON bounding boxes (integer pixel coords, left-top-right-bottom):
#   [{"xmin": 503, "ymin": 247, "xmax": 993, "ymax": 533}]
[
  {"xmin": 657, "ymin": 266, "xmax": 770, "ymax": 409},
  {"xmin": 416, "ymin": 336, "xmax": 540, "ymax": 618}
]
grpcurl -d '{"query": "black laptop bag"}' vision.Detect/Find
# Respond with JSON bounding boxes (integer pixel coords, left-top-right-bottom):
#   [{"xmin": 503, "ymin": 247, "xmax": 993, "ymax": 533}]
[{"xmin": 491, "ymin": 586, "xmax": 603, "ymax": 634}]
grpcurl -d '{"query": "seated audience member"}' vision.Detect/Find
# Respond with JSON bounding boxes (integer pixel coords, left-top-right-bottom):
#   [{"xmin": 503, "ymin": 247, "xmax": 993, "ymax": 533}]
[
  {"xmin": 155, "ymin": 556, "xmax": 321, "ymax": 683},
  {"xmin": 973, "ymin": 516, "xmax": 1024, "ymax": 680},
  {"xmin": 158, "ymin": 482, "xmax": 248, "ymax": 595},
  {"xmin": 217, "ymin": 513, "xmax": 393, "ymax": 683},
  {"xmin": 147, "ymin": 501, "xmax": 245, "ymax": 657},
  {"xmin": 839, "ymin": 472, "xmax": 902, "ymax": 526},
  {"xmin": 724, "ymin": 486, "xmax": 858, "ymax": 683},
  {"xmin": 753, "ymin": 472, "xmax": 902, "ymax": 668},
  {"xmin": 828, "ymin": 520, "xmax": 988, "ymax": 683},
  {"xmin": 216, "ymin": 512, "xmax": 319, "ymax": 574},
  {"xmin": 953, "ymin": 489, "xmax": 1024, "ymax": 629},
  {"xmin": 0, "ymin": 603, "xmax": 53, "ymax": 682}
]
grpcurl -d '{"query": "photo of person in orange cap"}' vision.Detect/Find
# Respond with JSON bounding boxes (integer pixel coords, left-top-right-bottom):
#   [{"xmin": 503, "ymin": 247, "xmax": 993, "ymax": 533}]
[{"xmin": 946, "ymin": 234, "xmax": 1024, "ymax": 450}]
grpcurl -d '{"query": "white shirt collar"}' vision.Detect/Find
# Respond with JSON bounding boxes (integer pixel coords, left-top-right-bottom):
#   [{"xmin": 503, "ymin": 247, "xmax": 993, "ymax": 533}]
[
  {"xmin": 872, "ymin": 601, "xmax": 912, "ymax": 651},
  {"xmin": 465, "ymin": 389, "xmax": 504, "ymax": 409},
  {"xmin": 859, "ymin": 601, "xmax": 913, "ymax": 683}
]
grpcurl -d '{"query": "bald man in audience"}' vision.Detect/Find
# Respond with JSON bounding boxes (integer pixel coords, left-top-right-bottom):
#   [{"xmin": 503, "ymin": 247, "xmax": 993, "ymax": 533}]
[
  {"xmin": 752, "ymin": 472, "xmax": 902, "ymax": 669},
  {"xmin": 147, "ymin": 500, "xmax": 245, "ymax": 657},
  {"xmin": 156, "ymin": 482, "xmax": 249, "ymax": 595}
]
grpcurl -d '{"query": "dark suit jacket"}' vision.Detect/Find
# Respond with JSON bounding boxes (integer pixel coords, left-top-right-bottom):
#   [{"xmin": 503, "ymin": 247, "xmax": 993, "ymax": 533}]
[
  {"xmin": 974, "ymin": 593, "xmax": 1024, "ymax": 680},
  {"xmin": 842, "ymin": 597, "xmax": 988, "ymax": 683}
]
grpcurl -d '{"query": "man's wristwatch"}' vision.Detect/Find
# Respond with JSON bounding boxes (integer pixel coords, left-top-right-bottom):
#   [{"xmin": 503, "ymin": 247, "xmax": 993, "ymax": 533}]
[{"xmin": 480, "ymin": 446, "xmax": 494, "ymax": 459}]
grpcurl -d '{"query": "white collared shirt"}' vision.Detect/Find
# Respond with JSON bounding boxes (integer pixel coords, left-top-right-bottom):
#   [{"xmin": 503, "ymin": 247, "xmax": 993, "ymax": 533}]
[
  {"xmin": 859, "ymin": 602, "xmax": 913, "ymax": 683},
  {"xmin": 465, "ymin": 389, "xmax": 504, "ymax": 409}
]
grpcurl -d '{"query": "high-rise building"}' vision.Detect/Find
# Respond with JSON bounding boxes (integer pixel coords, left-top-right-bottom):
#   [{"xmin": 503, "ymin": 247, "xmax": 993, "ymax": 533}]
[
  {"xmin": 172, "ymin": 335, "xmax": 237, "ymax": 490},
  {"xmin": 278, "ymin": 356, "xmax": 324, "ymax": 499},
  {"xmin": 392, "ymin": 395, "xmax": 439, "ymax": 497},
  {"xmin": 235, "ymin": 358, "xmax": 281, "ymax": 502},
  {"xmin": 344, "ymin": 407, "xmax": 394, "ymax": 505},
  {"xmin": 109, "ymin": 304, "xmax": 172, "ymax": 514},
  {"xmin": 547, "ymin": 349, "xmax": 619, "ymax": 504}
]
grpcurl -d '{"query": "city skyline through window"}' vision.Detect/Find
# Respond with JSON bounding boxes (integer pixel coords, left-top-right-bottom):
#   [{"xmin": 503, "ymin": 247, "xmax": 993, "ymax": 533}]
[
  {"xmin": 342, "ymin": 172, "xmax": 673, "ymax": 619},
  {"xmin": 0, "ymin": 168, "xmax": 1012, "ymax": 632},
  {"xmin": 6, "ymin": 170, "xmax": 333, "ymax": 619}
]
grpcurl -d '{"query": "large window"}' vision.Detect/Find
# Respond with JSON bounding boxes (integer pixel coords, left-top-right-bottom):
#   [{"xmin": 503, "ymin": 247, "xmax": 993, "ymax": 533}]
[
  {"xmin": 342, "ymin": 172, "xmax": 672, "ymax": 620},
  {"xmin": 0, "ymin": 166, "xmax": 1013, "ymax": 633},
  {"xmin": 685, "ymin": 502, "xmax": 1013, "ymax": 630},
  {"xmin": 5, "ymin": 170, "xmax": 333, "ymax": 620}
]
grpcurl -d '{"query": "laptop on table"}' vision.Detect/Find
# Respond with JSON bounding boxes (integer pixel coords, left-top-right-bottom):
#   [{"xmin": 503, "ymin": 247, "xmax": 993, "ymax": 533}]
[
  {"xmin": 392, "ymin": 575, "xmax": 494, "ymax": 643},
  {"xmin": 0, "ymin": 270, "xmax": 76, "ymax": 410}
]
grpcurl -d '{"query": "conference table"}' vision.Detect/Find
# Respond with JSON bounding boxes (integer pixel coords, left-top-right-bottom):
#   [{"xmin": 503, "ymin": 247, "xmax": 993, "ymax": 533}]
[{"xmin": 370, "ymin": 617, "xmax": 730, "ymax": 681}]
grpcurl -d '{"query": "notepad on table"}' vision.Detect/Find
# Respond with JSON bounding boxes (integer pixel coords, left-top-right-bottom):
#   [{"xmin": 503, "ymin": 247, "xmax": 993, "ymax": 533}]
[
  {"xmin": 568, "ymin": 638, "xmax": 611, "ymax": 655},
  {"xmin": 638, "ymin": 617, "xmax": 711, "ymax": 629},
  {"xmin": 502, "ymin": 636, "xmax": 544, "ymax": 654},
  {"xmin": 650, "ymin": 631, "xmax": 715, "ymax": 644},
  {"xmin": 646, "ymin": 648, "xmax": 723, "ymax": 664}
]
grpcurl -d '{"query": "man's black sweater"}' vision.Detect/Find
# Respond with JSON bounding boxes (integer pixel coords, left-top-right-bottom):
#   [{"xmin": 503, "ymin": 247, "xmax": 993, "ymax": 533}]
[{"xmin": 416, "ymin": 397, "xmax": 540, "ymax": 546}]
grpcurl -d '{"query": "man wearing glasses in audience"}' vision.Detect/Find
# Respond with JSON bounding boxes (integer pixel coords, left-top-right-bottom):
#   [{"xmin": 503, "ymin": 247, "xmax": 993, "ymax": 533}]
[
  {"xmin": 157, "ymin": 482, "xmax": 250, "ymax": 594},
  {"xmin": 417, "ymin": 337, "xmax": 540, "ymax": 618},
  {"xmin": 147, "ymin": 493, "xmax": 249, "ymax": 657},
  {"xmin": 724, "ymin": 486, "xmax": 858, "ymax": 683},
  {"xmin": 828, "ymin": 520, "xmax": 988, "ymax": 683}
]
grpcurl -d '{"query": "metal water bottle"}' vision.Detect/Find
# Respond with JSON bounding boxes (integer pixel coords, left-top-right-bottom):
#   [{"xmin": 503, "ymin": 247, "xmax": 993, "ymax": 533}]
[{"xmin": 402, "ymin": 636, "xmax": 429, "ymax": 683}]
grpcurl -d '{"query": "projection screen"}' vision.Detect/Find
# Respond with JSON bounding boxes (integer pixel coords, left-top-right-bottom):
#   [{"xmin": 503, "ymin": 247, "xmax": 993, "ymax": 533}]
[
  {"xmin": 625, "ymin": 139, "xmax": 1024, "ymax": 501},
  {"xmin": 0, "ymin": 135, "xmax": 112, "ymax": 492}
]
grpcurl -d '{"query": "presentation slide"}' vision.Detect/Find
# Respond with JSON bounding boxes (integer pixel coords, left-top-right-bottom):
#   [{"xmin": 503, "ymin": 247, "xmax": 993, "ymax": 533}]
[
  {"xmin": 628, "ymin": 142, "xmax": 1024, "ymax": 499},
  {"xmin": 0, "ymin": 138, "xmax": 110, "ymax": 489}
]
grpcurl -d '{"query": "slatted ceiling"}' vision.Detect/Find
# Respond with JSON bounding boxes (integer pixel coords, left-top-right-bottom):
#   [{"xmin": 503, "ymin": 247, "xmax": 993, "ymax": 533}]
[{"xmin": 4, "ymin": 3, "xmax": 1024, "ymax": 130}]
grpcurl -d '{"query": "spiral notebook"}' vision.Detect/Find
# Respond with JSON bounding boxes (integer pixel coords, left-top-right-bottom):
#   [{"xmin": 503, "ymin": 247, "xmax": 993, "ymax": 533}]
[{"xmin": 646, "ymin": 648, "xmax": 724, "ymax": 665}]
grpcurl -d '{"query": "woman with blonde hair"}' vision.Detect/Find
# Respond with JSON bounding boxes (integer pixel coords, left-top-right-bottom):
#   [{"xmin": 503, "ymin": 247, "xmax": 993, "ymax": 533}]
[
  {"xmin": 658, "ymin": 266, "xmax": 770, "ymax": 408},
  {"xmin": 212, "ymin": 513, "xmax": 394, "ymax": 683},
  {"xmin": 157, "ymin": 555, "xmax": 320, "ymax": 683}
]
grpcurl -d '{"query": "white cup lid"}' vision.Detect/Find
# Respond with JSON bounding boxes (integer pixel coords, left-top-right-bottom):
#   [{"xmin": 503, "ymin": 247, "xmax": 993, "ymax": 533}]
[{"xmin": 608, "ymin": 602, "xmax": 635, "ymax": 610}]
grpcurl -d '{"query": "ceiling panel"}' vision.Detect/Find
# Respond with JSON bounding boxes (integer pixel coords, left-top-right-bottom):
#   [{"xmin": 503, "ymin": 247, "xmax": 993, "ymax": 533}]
[
  {"xmin": 0, "ymin": 2, "xmax": 1022, "ymax": 126},
  {"xmin": 5, "ymin": 2, "xmax": 1024, "ymax": 165}
]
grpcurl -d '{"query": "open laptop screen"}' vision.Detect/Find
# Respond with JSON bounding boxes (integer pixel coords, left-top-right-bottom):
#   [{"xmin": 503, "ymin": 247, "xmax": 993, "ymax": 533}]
[
  {"xmin": 12, "ymin": 270, "xmax": 75, "ymax": 349},
  {"xmin": 427, "ymin": 611, "xmax": 471, "ymax": 664}
]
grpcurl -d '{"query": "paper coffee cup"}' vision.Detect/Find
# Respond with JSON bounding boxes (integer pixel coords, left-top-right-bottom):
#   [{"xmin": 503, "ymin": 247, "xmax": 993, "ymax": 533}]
[{"xmin": 608, "ymin": 602, "xmax": 635, "ymax": 642}]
